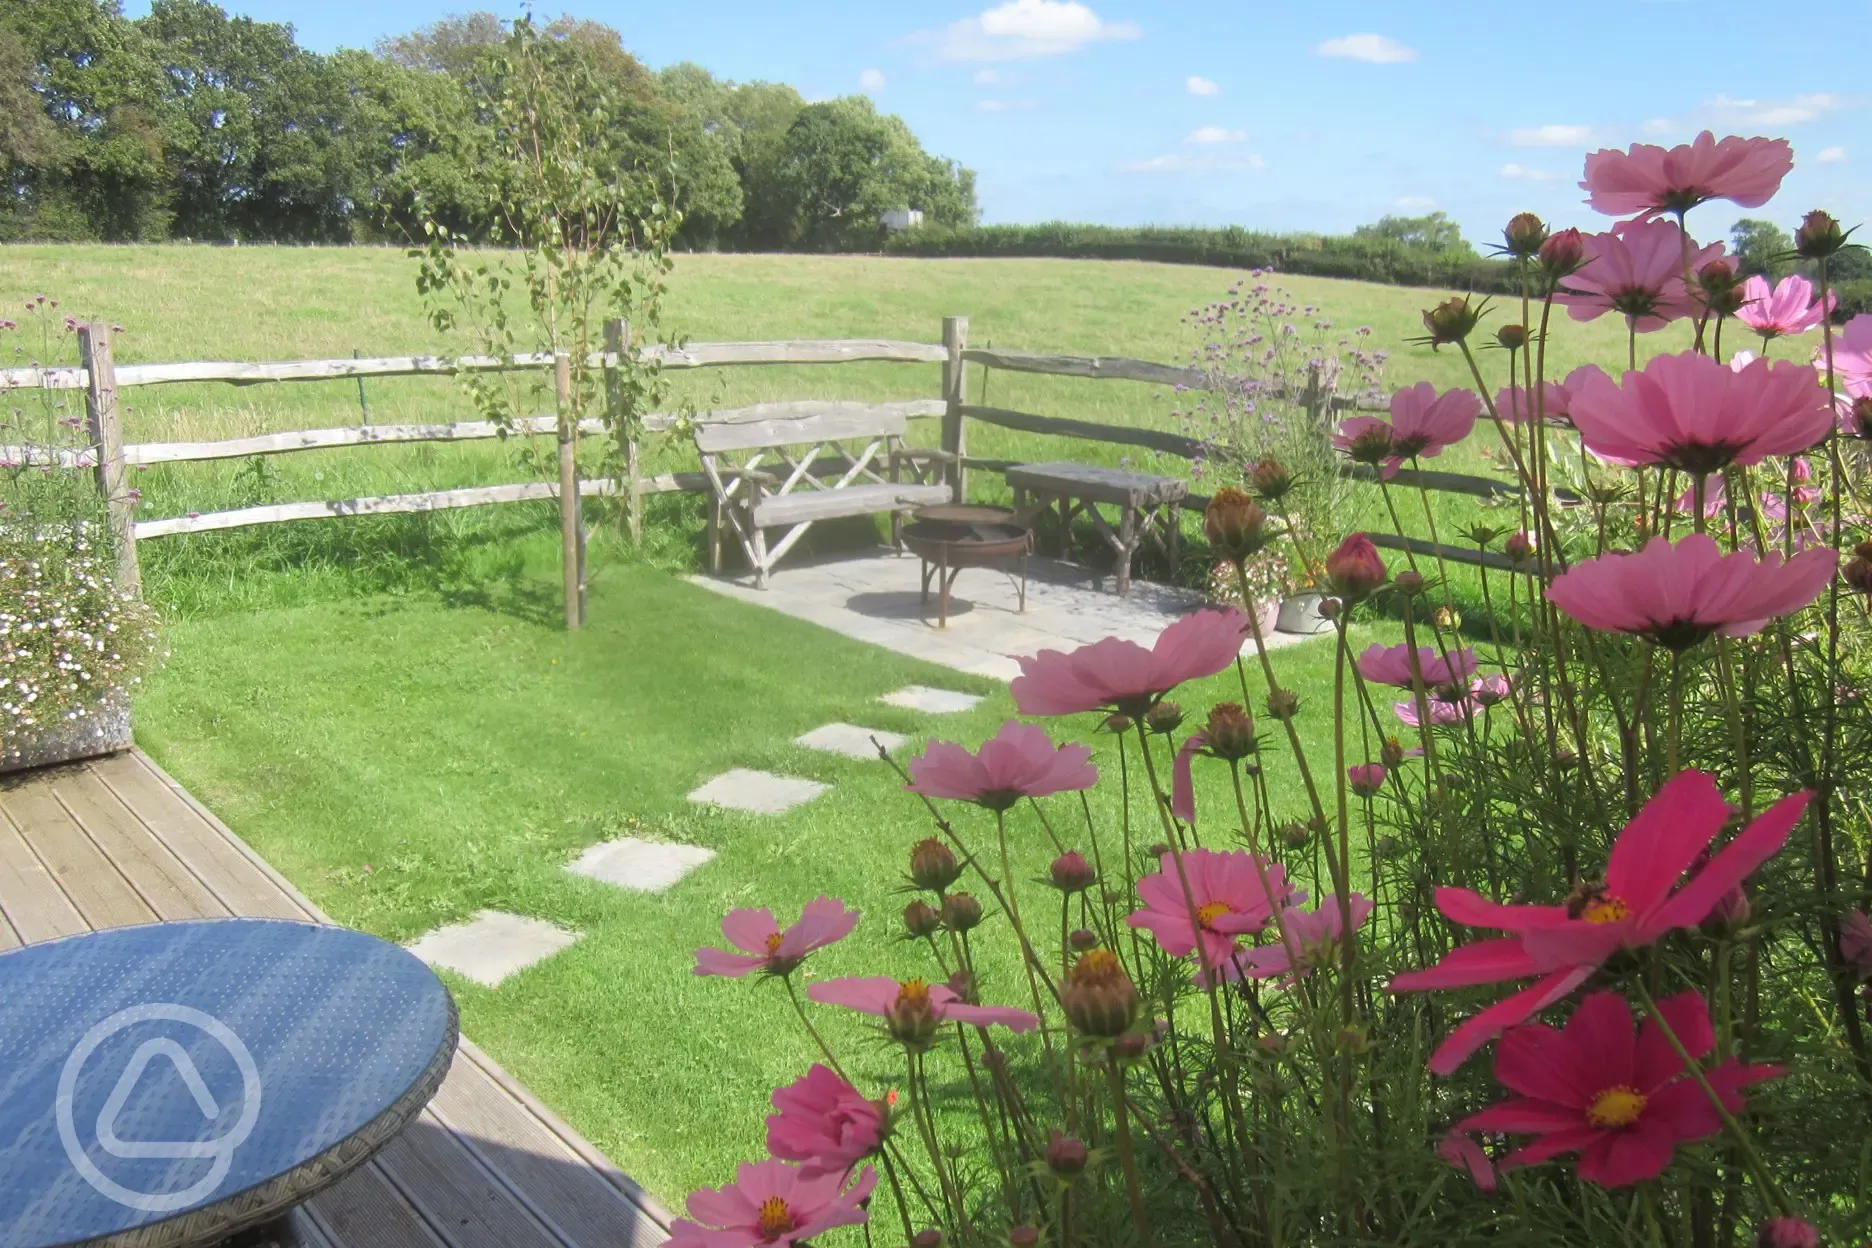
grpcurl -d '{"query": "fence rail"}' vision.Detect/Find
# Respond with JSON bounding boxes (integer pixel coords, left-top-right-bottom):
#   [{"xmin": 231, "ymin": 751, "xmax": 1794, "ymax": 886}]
[{"xmin": 8, "ymin": 317, "xmax": 1538, "ymax": 609}]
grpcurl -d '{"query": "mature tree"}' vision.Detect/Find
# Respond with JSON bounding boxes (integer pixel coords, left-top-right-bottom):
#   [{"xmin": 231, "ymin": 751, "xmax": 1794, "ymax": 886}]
[
  {"xmin": 1353, "ymin": 211, "xmax": 1474, "ymax": 257},
  {"xmin": 373, "ymin": 11, "xmax": 504, "ymax": 77},
  {"xmin": 754, "ymin": 95, "xmax": 975, "ymax": 252},
  {"xmin": 1731, "ymin": 218, "xmax": 1794, "ymax": 279}
]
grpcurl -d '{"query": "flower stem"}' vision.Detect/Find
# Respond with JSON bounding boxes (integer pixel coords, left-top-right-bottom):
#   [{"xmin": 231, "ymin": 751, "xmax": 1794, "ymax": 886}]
[
  {"xmin": 1107, "ymin": 1059, "xmax": 1154, "ymax": 1246},
  {"xmin": 783, "ymin": 976, "xmax": 848, "ymax": 1080}
]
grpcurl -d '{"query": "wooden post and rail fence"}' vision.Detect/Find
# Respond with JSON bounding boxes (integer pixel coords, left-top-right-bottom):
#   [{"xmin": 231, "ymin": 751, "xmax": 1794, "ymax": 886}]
[{"xmin": 4, "ymin": 315, "xmax": 1547, "ymax": 622}]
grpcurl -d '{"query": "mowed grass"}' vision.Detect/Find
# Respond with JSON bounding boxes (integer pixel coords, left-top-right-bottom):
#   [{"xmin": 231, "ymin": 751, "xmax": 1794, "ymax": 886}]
[{"xmin": 134, "ymin": 545, "xmax": 1400, "ymax": 1204}]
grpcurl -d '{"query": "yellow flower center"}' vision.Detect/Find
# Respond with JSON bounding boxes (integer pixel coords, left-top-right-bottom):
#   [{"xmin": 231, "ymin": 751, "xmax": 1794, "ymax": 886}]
[
  {"xmin": 764, "ymin": 931, "xmax": 785, "ymax": 955},
  {"xmin": 757, "ymin": 1195, "xmax": 796, "ymax": 1239},
  {"xmin": 1196, "ymin": 901, "xmax": 1233, "ymax": 930},
  {"xmin": 897, "ymin": 978, "xmax": 931, "ymax": 1006},
  {"xmin": 1581, "ymin": 895, "xmax": 1631, "ymax": 925},
  {"xmin": 1585, "ymin": 1085, "xmax": 1647, "ymax": 1129}
]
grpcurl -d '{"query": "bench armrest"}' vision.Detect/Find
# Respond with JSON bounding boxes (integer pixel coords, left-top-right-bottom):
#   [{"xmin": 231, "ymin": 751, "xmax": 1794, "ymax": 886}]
[{"xmin": 890, "ymin": 447, "xmax": 960, "ymax": 464}]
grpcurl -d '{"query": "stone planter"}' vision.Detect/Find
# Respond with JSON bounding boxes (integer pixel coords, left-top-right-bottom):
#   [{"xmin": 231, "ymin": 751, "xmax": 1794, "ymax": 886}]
[
  {"xmin": 1275, "ymin": 591, "xmax": 1335, "ymax": 636},
  {"xmin": 1, "ymin": 692, "xmax": 133, "ymax": 775}
]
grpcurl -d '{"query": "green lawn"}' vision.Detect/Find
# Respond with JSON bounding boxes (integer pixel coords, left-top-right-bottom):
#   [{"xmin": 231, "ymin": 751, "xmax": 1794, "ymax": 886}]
[{"xmin": 133, "ymin": 539, "xmax": 1398, "ymax": 1205}]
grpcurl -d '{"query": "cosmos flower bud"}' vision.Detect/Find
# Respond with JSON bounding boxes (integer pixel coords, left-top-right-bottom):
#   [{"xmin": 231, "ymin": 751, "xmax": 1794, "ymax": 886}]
[
  {"xmin": 1202, "ymin": 702, "xmax": 1258, "ymax": 759},
  {"xmin": 1849, "ymin": 396, "xmax": 1872, "ymax": 441},
  {"xmin": 885, "ymin": 979, "xmax": 941, "ymax": 1046},
  {"xmin": 1279, "ymin": 821, "xmax": 1310, "ymax": 850},
  {"xmin": 1045, "ymin": 1130, "xmax": 1089, "ymax": 1177},
  {"xmin": 1502, "ymin": 212, "xmax": 1549, "ymax": 258},
  {"xmin": 946, "ymin": 969, "xmax": 978, "ymax": 1003},
  {"xmin": 1144, "ymin": 701, "xmax": 1184, "ymax": 735},
  {"xmin": 1695, "ymin": 259, "xmax": 1746, "ymax": 316},
  {"xmin": 1112, "ymin": 1031, "xmax": 1149, "ymax": 1061},
  {"xmin": 912, "ymin": 1232, "xmax": 945, "ymax": 1248},
  {"xmin": 942, "ymin": 892, "xmax": 984, "ymax": 932},
  {"xmin": 1495, "ymin": 323, "xmax": 1529, "ymax": 351},
  {"xmin": 903, "ymin": 899, "xmax": 943, "ymax": 939},
  {"xmin": 1325, "ymin": 533, "xmax": 1388, "ymax": 603},
  {"xmin": 1756, "ymin": 1217, "xmax": 1821, "ymax": 1248},
  {"xmin": 1794, "ymin": 210, "xmax": 1845, "ymax": 260},
  {"xmin": 1434, "ymin": 606, "xmax": 1462, "ymax": 630},
  {"xmin": 1394, "ymin": 569, "xmax": 1426, "ymax": 597},
  {"xmin": 909, "ymin": 838, "xmax": 962, "ymax": 892},
  {"xmin": 1249, "ymin": 457, "xmax": 1294, "ymax": 500},
  {"xmin": 1203, "ymin": 487, "xmax": 1270, "ymax": 561},
  {"xmin": 1346, "ymin": 763, "xmax": 1387, "ymax": 797},
  {"xmin": 1504, "ymin": 530, "xmax": 1536, "ymax": 566},
  {"xmin": 1103, "ymin": 712, "xmax": 1133, "ymax": 734},
  {"xmin": 1421, "ymin": 295, "xmax": 1483, "ymax": 349},
  {"xmin": 1069, "ymin": 927, "xmax": 1099, "ymax": 951},
  {"xmin": 1048, "ymin": 851, "xmax": 1097, "ymax": 894},
  {"xmin": 1008, "ymin": 1228, "xmax": 1041, "ymax": 1248},
  {"xmin": 1062, "ymin": 948, "xmax": 1140, "ymax": 1037},
  {"xmin": 1265, "ymin": 688, "xmax": 1301, "ymax": 720},
  {"xmin": 1539, "ymin": 228, "xmax": 1587, "ymax": 278},
  {"xmin": 1344, "ymin": 423, "xmax": 1397, "ymax": 466},
  {"xmin": 1379, "ymin": 737, "xmax": 1407, "ymax": 769}
]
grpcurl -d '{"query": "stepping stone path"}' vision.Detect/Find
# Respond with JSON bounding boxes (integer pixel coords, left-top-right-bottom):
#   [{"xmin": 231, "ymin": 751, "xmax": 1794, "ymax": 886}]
[
  {"xmin": 568, "ymin": 837, "xmax": 716, "ymax": 892},
  {"xmin": 880, "ymin": 686, "xmax": 982, "ymax": 714},
  {"xmin": 689, "ymin": 768, "xmax": 828, "ymax": 815},
  {"xmin": 795, "ymin": 722, "xmax": 907, "ymax": 760},
  {"xmin": 407, "ymin": 910, "xmax": 580, "ymax": 988}
]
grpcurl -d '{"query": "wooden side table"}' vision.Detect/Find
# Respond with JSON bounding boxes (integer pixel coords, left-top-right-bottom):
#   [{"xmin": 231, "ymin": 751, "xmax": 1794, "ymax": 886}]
[{"xmin": 1006, "ymin": 462, "xmax": 1188, "ymax": 597}]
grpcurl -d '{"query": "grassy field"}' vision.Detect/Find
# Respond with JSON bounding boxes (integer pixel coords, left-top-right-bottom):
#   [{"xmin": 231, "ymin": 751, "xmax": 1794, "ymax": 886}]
[
  {"xmin": 135, "ymin": 548, "xmax": 1402, "ymax": 1204},
  {"xmin": 3, "ymin": 243, "xmax": 1768, "ymax": 617}
]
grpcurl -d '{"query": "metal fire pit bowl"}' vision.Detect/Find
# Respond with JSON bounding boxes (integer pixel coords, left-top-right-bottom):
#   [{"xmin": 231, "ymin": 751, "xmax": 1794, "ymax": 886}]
[{"xmin": 901, "ymin": 505, "xmax": 1032, "ymax": 628}]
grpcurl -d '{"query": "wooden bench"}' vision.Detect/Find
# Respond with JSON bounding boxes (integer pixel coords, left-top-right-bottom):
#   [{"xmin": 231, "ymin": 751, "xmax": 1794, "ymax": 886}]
[
  {"xmin": 1006, "ymin": 461, "xmax": 1188, "ymax": 597},
  {"xmin": 696, "ymin": 404, "xmax": 958, "ymax": 588}
]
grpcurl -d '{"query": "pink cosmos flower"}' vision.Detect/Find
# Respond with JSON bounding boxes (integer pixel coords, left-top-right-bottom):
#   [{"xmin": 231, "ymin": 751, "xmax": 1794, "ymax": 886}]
[
  {"xmin": 1392, "ymin": 694, "xmax": 1480, "ymax": 728},
  {"xmin": 1471, "ymin": 673, "xmax": 1513, "ymax": 706},
  {"xmin": 1736, "ymin": 273, "xmax": 1834, "ymax": 340},
  {"xmin": 1346, "ymin": 764, "xmax": 1387, "ymax": 798},
  {"xmin": 1169, "ymin": 732, "xmax": 1206, "ymax": 824},
  {"xmin": 1391, "ymin": 770, "xmax": 1810, "ymax": 1074},
  {"xmin": 1580, "ymin": 131, "xmax": 1793, "ymax": 218},
  {"xmin": 1494, "ymin": 379, "xmax": 1573, "ymax": 425},
  {"xmin": 695, "ymin": 897, "xmax": 859, "ymax": 978},
  {"xmin": 1557, "ymin": 220, "xmax": 1722, "ymax": 332},
  {"xmin": 1545, "ymin": 533, "xmax": 1837, "ymax": 651},
  {"xmin": 1240, "ymin": 894, "xmax": 1372, "ymax": 982},
  {"xmin": 1335, "ymin": 383, "xmax": 1480, "ymax": 477},
  {"xmin": 1452, "ymin": 991, "xmax": 1783, "ymax": 1188},
  {"xmin": 1842, "ymin": 910, "xmax": 1872, "ymax": 981},
  {"xmin": 766, "ymin": 1065, "xmax": 885, "ymax": 1175},
  {"xmin": 907, "ymin": 720, "xmax": 1096, "ymax": 811},
  {"xmin": 1128, "ymin": 848, "xmax": 1301, "ymax": 986},
  {"xmin": 1011, "ymin": 607, "xmax": 1249, "ymax": 717},
  {"xmin": 1569, "ymin": 351, "xmax": 1831, "ymax": 474},
  {"xmin": 807, "ymin": 976, "xmax": 1039, "ymax": 1038},
  {"xmin": 1356, "ymin": 643, "xmax": 1478, "ymax": 690},
  {"xmin": 1437, "ymin": 1130, "xmax": 1497, "ymax": 1193},
  {"xmin": 1819, "ymin": 312, "xmax": 1872, "ymax": 398},
  {"xmin": 1672, "ymin": 475, "xmax": 1727, "ymax": 521},
  {"xmin": 667, "ymin": 1158, "xmax": 876, "ymax": 1248}
]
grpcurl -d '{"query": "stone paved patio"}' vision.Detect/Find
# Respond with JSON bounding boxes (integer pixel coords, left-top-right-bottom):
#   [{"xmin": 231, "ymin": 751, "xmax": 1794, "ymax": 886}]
[{"xmin": 690, "ymin": 550, "xmax": 1313, "ymax": 681}]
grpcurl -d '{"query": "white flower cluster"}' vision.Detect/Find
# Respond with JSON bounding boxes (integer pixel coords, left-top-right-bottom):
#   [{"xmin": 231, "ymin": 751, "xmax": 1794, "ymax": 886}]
[{"xmin": 0, "ymin": 525, "xmax": 160, "ymax": 748}]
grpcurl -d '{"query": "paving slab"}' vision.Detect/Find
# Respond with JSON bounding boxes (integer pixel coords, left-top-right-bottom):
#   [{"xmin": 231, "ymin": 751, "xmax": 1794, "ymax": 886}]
[
  {"xmin": 688, "ymin": 767, "xmax": 829, "ymax": 814},
  {"xmin": 689, "ymin": 550, "xmax": 1319, "ymax": 684},
  {"xmin": 566, "ymin": 836, "xmax": 715, "ymax": 892},
  {"xmin": 795, "ymin": 722, "xmax": 907, "ymax": 760},
  {"xmin": 881, "ymin": 686, "xmax": 983, "ymax": 714},
  {"xmin": 406, "ymin": 910, "xmax": 580, "ymax": 988}
]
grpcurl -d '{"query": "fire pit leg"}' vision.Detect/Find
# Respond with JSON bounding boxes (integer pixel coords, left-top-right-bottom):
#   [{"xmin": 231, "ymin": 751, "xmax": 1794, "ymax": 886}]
[
  {"xmin": 1017, "ymin": 551, "xmax": 1028, "ymax": 614},
  {"xmin": 938, "ymin": 548, "xmax": 954, "ymax": 628},
  {"xmin": 920, "ymin": 558, "xmax": 935, "ymax": 605}
]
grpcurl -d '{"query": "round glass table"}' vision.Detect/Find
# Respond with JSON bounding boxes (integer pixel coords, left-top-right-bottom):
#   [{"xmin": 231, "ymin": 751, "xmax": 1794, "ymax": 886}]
[{"xmin": 0, "ymin": 918, "xmax": 458, "ymax": 1248}]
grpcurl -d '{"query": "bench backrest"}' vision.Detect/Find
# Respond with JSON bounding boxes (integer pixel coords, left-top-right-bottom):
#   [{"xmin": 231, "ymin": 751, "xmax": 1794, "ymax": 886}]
[{"xmin": 695, "ymin": 408, "xmax": 908, "ymax": 454}]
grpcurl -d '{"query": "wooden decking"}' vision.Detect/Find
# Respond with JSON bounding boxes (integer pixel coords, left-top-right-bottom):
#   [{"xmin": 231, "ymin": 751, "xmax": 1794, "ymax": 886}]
[{"xmin": 0, "ymin": 749, "xmax": 672, "ymax": 1248}]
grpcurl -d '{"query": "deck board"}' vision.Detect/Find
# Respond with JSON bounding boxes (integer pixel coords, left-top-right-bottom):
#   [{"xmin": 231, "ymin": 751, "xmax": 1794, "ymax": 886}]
[{"xmin": 0, "ymin": 750, "xmax": 672, "ymax": 1248}]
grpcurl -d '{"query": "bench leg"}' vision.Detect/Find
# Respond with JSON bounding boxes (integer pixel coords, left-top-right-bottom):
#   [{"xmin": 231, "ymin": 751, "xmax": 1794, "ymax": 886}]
[
  {"xmin": 752, "ymin": 525, "xmax": 770, "ymax": 590},
  {"xmin": 1116, "ymin": 504, "xmax": 1137, "ymax": 598},
  {"xmin": 708, "ymin": 495, "xmax": 723, "ymax": 573}
]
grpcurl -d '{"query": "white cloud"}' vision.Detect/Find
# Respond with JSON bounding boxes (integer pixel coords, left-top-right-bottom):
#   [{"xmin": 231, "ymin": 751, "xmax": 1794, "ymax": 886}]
[
  {"xmin": 973, "ymin": 68, "xmax": 1001, "ymax": 84},
  {"xmin": 1500, "ymin": 163, "xmax": 1560, "ymax": 182},
  {"xmin": 979, "ymin": 98, "xmax": 1036, "ymax": 112},
  {"xmin": 1314, "ymin": 33, "xmax": 1416, "ymax": 64},
  {"xmin": 1643, "ymin": 117, "xmax": 1676, "ymax": 135},
  {"xmin": 1708, "ymin": 93, "xmax": 1843, "ymax": 126},
  {"xmin": 1504, "ymin": 123, "xmax": 1593, "ymax": 147},
  {"xmin": 1186, "ymin": 75, "xmax": 1219, "ymax": 96},
  {"xmin": 1123, "ymin": 151, "xmax": 1265, "ymax": 174},
  {"xmin": 915, "ymin": 0, "xmax": 1141, "ymax": 62},
  {"xmin": 1393, "ymin": 195, "xmax": 1436, "ymax": 211},
  {"xmin": 1817, "ymin": 145, "xmax": 1847, "ymax": 163},
  {"xmin": 858, "ymin": 68, "xmax": 886, "ymax": 93},
  {"xmin": 1186, "ymin": 125, "xmax": 1246, "ymax": 144}
]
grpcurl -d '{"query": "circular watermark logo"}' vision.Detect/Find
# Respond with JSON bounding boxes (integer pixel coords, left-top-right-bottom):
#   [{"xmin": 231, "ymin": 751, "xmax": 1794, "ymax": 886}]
[{"xmin": 56, "ymin": 1004, "xmax": 263, "ymax": 1213}]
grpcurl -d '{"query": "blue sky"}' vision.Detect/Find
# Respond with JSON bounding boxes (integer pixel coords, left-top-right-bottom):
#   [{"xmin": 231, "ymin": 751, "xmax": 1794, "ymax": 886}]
[{"xmin": 126, "ymin": 0, "xmax": 1869, "ymax": 243}]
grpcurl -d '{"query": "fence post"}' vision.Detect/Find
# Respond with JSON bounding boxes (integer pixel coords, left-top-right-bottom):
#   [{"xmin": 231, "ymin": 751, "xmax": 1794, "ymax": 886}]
[
  {"xmin": 554, "ymin": 351, "xmax": 584, "ymax": 630},
  {"xmin": 77, "ymin": 323, "xmax": 140, "ymax": 599},
  {"xmin": 1301, "ymin": 361, "xmax": 1324, "ymax": 428},
  {"xmin": 604, "ymin": 317, "xmax": 641, "ymax": 545},
  {"xmin": 939, "ymin": 315, "xmax": 969, "ymax": 502}
]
